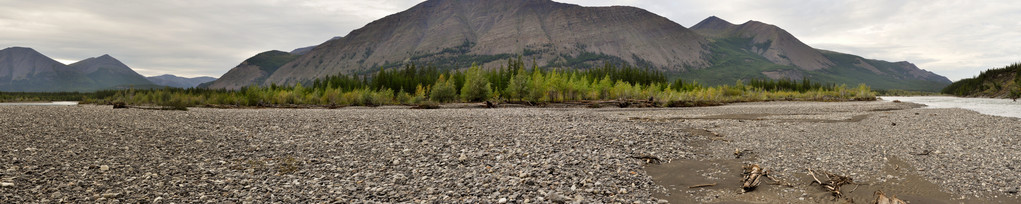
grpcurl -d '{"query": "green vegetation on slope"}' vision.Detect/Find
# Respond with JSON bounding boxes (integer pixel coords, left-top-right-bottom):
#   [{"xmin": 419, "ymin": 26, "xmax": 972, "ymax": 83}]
[
  {"xmin": 247, "ymin": 51, "xmax": 301, "ymax": 74},
  {"xmin": 942, "ymin": 63, "xmax": 1021, "ymax": 99}
]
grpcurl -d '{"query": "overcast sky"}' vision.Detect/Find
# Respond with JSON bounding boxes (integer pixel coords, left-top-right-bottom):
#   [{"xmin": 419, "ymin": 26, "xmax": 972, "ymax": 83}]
[{"xmin": 1, "ymin": 0, "xmax": 1019, "ymax": 80}]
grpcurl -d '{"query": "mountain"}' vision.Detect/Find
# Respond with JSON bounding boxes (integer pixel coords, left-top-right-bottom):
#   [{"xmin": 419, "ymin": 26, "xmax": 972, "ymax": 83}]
[
  {"xmin": 147, "ymin": 74, "xmax": 217, "ymax": 88},
  {"xmin": 290, "ymin": 36, "xmax": 342, "ymax": 55},
  {"xmin": 201, "ymin": 50, "xmax": 299, "ymax": 90},
  {"xmin": 69, "ymin": 54, "xmax": 154, "ymax": 89},
  {"xmin": 688, "ymin": 16, "xmax": 951, "ymax": 91},
  {"xmin": 257, "ymin": 0, "xmax": 709, "ymax": 86},
  {"xmin": 207, "ymin": 0, "xmax": 950, "ymax": 91},
  {"xmin": 0, "ymin": 47, "xmax": 162, "ymax": 92},
  {"xmin": 691, "ymin": 16, "xmax": 833, "ymax": 71},
  {"xmin": 942, "ymin": 63, "xmax": 1021, "ymax": 98},
  {"xmin": 0, "ymin": 47, "xmax": 94, "ymax": 92}
]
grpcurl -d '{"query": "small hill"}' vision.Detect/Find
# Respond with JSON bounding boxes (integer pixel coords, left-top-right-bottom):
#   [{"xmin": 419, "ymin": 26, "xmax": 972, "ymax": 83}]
[
  {"xmin": 942, "ymin": 63, "xmax": 1021, "ymax": 98},
  {"xmin": 69, "ymin": 54, "xmax": 155, "ymax": 89},
  {"xmin": 147, "ymin": 74, "xmax": 217, "ymax": 88}
]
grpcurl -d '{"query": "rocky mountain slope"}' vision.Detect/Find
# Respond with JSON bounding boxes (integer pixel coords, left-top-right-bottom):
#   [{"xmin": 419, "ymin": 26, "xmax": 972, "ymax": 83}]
[
  {"xmin": 147, "ymin": 74, "xmax": 217, "ymax": 88},
  {"xmin": 207, "ymin": 0, "xmax": 951, "ymax": 91},
  {"xmin": 261, "ymin": 0, "xmax": 709, "ymax": 86}
]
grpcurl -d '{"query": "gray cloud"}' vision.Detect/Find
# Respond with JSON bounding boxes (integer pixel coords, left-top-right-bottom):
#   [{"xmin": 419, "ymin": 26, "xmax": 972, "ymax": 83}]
[{"xmin": 1, "ymin": 0, "xmax": 1018, "ymax": 80}]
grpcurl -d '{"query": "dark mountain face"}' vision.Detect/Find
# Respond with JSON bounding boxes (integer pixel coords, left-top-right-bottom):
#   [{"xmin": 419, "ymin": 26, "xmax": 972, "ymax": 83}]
[
  {"xmin": 207, "ymin": 0, "xmax": 951, "ymax": 91},
  {"xmin": 0, "ymin": 47, "xmax": 94, "ymax": 92},
  {"xmin": 147, "ymin": 74, "xmax": 217, "ymax": 88},
  {"xmin": 69, "ymin": 54, "xmax": 154, "ymax": 89}
]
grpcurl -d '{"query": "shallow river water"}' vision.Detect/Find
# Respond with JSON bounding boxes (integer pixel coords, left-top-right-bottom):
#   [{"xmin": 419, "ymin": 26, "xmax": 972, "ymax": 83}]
[{"xmin": 880, "ymin": 96, "xmax": 1021, "ymax": 119}]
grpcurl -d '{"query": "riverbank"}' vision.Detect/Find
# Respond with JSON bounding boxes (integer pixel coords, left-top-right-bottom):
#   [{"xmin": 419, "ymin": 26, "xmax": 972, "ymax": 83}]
[{"xmin": 1, "ymin": 101, "xmax": 1018, "ymax": 202}]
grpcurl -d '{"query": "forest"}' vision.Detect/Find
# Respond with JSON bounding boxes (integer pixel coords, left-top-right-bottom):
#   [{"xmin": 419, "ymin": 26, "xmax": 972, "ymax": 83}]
[
  {"xmin": 67, "ymin": 58, "xmax": 875, "ymax": 110},
  {"xmin": 942, "ymin": 63, "xmax": 1021, "ymax": 99}
]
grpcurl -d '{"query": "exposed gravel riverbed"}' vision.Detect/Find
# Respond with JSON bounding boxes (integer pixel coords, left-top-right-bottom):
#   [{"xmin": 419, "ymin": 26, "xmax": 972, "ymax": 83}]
[{"xmin": 1, "ymin": 101, "xmax": 1019, "ymax": 203}]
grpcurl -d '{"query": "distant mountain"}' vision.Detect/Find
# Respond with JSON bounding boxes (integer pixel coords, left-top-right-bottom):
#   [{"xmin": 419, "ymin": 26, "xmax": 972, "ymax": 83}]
[
  {"xmin": 206, "ymin": 0, "xmax": 951, "ymax": 91},
  {"xmin": 942, "ymin": 63, "xmax": 1021, "ymax": 98},
  {"xmin": 0, "ymin": 47, "xmax": 159, "ymax": 92},
  {"xmin": 69, "ymin": 54, "xmax": 154, "ymax": 89},
  {"xmin": 0, "ymin": 47, "xmax": 95, "ymax": 92},
  {"xmin": 688, "ymin": 16, "xmax": 951, "ymax": 91},
  {"xmin": 200, "ymin": 50, "xmax": 299, "ymax": 90},
  {"xmin": 147, "ymin": 74, "xmax": 217, "ymax": 88}
]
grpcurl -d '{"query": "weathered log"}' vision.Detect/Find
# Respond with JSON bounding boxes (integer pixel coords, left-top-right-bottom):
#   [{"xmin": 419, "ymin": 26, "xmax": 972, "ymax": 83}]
[
  {"xmin": 689, "ymin": 183, "xmax": 717, "ymax": 188},
  {"xmin": 808, "ymin": 168, "xmax": 854, "ymax": 199},
  {"xmin": 742, "ymin": 164, "xmax": 764, "ymax": 192}
]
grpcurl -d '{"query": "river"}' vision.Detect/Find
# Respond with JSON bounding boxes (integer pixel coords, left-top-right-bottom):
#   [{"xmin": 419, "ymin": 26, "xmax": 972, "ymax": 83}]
[
  {"xmin": 880, "ymin": 96, "xmax": 1021, "ymax": 119},
  {"xmin": 0, "ymin": 101, "xmax": 79, "ymax": 106}
]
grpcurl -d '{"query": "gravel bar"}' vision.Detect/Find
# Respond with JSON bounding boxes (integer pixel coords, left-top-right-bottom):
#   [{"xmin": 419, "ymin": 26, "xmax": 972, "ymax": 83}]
[{"xmin": 1, "ymin": 101, "xmax": 1019, "ymax": 203}]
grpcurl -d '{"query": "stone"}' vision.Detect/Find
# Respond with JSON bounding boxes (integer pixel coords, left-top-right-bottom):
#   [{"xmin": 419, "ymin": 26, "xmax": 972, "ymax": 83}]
[
  {"xmin": 498, "ymin": 198, "xmax": 508, "ymax": 203},
  {"xmin": 100, "ymin": 165, "xmax": 110, "ymax": 171},
  {"xmin": 1, "ymin": 182, "xmax": 13, "ymax": 187}
]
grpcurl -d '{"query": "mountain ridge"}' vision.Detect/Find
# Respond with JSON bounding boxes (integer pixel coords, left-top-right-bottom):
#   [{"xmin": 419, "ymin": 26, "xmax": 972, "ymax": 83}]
[
  {"xmin": 147, "ymin": 74, "xmax": 217, "ymax": 88},
  {"xmin": 0, "ymin": 47, "xmax": 160, "ymax": 92},
  {"xmin": 204, "ymin": 0, "xmax": 951, "ymax": 91}
]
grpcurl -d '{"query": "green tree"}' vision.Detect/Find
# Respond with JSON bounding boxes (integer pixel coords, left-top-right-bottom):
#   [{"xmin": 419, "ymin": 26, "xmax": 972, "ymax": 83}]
[
  {"xmin": 430, "ymin": 74, "xmax": 457, "ymax": 102},
  {"xmin": 461, "ymin": 64, "xmax": 493, "ymax": 102}
]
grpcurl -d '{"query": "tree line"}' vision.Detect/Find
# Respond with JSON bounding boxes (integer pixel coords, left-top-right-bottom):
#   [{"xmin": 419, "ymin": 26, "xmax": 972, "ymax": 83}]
[{"xmin": 78, "ymin": 58, "xmax": 875, "ymax": 109}]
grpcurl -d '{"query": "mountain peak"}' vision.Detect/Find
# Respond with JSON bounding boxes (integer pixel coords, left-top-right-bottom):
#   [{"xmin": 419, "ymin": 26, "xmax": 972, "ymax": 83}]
[
  {"xmin": 692, "ymin": 16, "xmax": 735, "ymax": 29},
  {"xmin": 691, "ymin": 16, "xmax": 738, "ymax": 37}
]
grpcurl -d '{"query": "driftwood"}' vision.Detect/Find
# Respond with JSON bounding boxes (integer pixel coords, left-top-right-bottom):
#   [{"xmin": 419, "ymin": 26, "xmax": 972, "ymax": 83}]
[
  {"xmin": 688, "ymin": 183, "xmax": 717, "ymax": 188},
  {"xmin": 874, "ymin": 190, "xmax": 907, "ymax": 204},
  {"xmin": 112, "ymin": 102, "xmax": 128, "ymax": 109},
  {"xmin": 742, "ymin": 164, "xmax": 765, "ymax": 192},
  {"xmin": 808, "ymin": 168, "xmax": 855, "ymax": 201},
  {"xmin": 734, "ymin": 149, "xmax": 752, "ymax": 159},
  {"xmin": 630, "ymin": 154, "xmax": 662, "ymax": 164}
]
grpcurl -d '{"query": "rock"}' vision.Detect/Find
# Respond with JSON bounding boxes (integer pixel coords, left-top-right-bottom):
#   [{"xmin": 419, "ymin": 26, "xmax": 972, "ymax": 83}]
[
  {"xmin": 1, "ymin": 182, "xmax": 13, "ymax": 187},
  {"xmin": 102, "ymin": 193, "xmax": 119, "ymax": 198},
  {"xmin": 100, "ymin": 165, "xmax": 110, "ymax": 171},
  {"xmin": 498, "ymin": 198, "xmax": 508, "ymax": 203},
  {"xmin": 458, "ymin": 153, "xmax": 467, "ymax": 162}
]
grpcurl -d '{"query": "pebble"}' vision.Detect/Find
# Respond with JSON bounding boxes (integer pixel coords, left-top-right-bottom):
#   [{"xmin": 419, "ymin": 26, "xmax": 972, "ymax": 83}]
[
  {"xmin": 1, "ymin": 182, "xmax": 13, "ymax": 187},
  {"xmin": 100, "ymin": 165, "xmax": 110, "ymax": 171}
]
